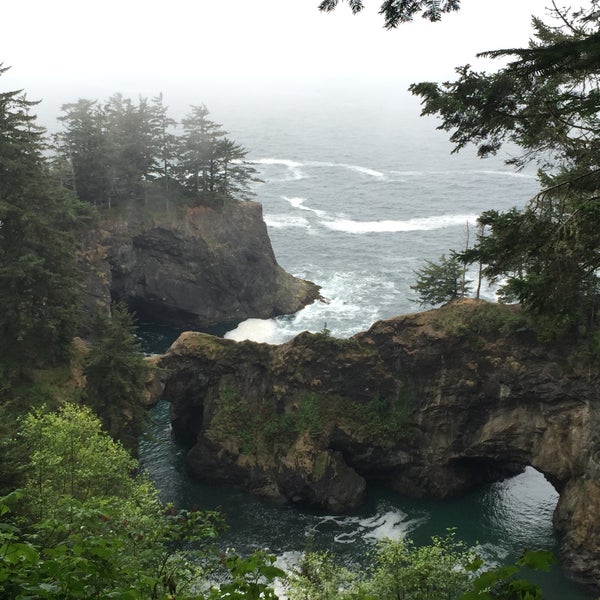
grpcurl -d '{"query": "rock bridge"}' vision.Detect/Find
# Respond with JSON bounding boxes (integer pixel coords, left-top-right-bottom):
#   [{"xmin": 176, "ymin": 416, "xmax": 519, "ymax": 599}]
[{"xmin": 150, "ymin": 300, "xmax": 600, "ymax": 590}]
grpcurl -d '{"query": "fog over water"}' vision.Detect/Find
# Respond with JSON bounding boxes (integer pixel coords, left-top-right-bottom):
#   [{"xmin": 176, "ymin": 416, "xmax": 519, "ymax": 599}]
[{"xmin": 5, "ymin": 0, "xmax": 549, "ymax": 133}]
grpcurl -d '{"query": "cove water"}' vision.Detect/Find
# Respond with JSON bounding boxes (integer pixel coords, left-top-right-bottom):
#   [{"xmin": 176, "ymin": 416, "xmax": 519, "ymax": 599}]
[{"xmin": 139, "ymin": 96, "xmax": 592, "ymax": 598}]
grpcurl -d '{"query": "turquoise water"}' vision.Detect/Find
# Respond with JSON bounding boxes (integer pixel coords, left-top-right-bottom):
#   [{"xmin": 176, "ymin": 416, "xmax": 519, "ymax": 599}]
[
  {"xmin": 137, "ymin": 99, "xmax": 594, "ymax": 597},
  {"xmin": 139, "ymin": 397, "xmax": 591, "ymax": 599}
]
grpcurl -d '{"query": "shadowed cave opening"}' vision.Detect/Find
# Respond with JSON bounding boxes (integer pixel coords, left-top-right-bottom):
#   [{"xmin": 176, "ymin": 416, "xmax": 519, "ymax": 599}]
[{"xmin": 445, "ymin": 456, "xmax": 531, "ymax": 492}]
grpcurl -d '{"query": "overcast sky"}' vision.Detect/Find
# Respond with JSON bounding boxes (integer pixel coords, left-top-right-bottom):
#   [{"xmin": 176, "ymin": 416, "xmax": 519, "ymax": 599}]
[{"xmin": 2, "ymin": 0, "xmax": 551, "ymax": 122}]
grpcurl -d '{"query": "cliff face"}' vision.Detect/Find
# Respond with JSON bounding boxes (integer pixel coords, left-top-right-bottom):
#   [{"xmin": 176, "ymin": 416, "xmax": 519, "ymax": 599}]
[
  {"xmin": 150, "ymin": 300, "xmax": 600, "ymax": 589},
  {"xmin": 81, "ymin": 201, "xmax": 320, "ymax": 328}
]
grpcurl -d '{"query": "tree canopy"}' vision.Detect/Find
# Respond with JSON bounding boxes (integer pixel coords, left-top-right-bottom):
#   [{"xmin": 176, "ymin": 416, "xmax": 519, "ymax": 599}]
[
  {"xmin": 409, "ymin": 1, "xmax": 600, "ymax": 331},
  {"xmin": 83, "ymin": 303, "xmax": 149, "ymax": 454},
  {"xmin": 411, "ymin": 252, "xmax": 471, "ymax": 306},
  {"xmin": 55, "ymin": 96, "xmax": 258, "ymax": 211},
  {"xmin": 318, "ymin": 0, "xmax": 461, "ymax": 27},
  {"xmin": 0, "ymin": 64, "xmax": 87, "ymax": 374}
]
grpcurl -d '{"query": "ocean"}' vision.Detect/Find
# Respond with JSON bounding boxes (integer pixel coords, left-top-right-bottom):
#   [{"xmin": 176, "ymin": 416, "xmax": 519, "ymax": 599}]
[
  {"xmin": 218, "ymin": 96, "xmax": 540, "ymax": 343},
  {"xmin": 138, "ymin": 95, "xmax": 593, "ymax": 599}
]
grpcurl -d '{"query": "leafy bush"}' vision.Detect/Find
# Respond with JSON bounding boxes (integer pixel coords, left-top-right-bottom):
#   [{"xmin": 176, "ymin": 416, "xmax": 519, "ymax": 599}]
[
  {"xmin": 2, "ymin": 404, "xmax": 227, "ymax": 599},
  {"xmin": 286, "ymin": 533, "xmax": 554, "ymax": 600}
]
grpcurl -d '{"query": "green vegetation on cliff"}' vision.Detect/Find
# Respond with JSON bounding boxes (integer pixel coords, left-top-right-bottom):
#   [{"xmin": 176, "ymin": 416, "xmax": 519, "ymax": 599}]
[{"xmin": 55, "ymin": 95, "xmax": 259, "ymax": 211}]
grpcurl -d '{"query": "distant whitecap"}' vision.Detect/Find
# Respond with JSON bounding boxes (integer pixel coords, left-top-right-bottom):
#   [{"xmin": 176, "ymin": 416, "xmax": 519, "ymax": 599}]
[
  {"xmin": 307, "ymin": 160, "xmax": 385, "ymax": 178},
  {"xmin": 282, "ymin": 196, "xmax": 327, "ymax": 217},
  {"xmin": 250, "ymin": 157, "xmax": 305, "ymax": 181},
  {"xmin": 263, "ymin": 214, "xmax": 312, "ymax": 229},
  {"xmin": 389, "ymin": 170, "xmax": 425, "ymax": 177},
  {"xmin": 252, "ymin": 157, "xmax": 303, "ymax": 168},
  {"xmin": 322, "ymin": 213, "xmax": 478, "ymax": 234},
  {"xmin": 388, "ymin": 168, "xmax": 536, "ymax": 180},
  {"xmin": 476, "ymin": 169, "xmax": 537, "ymax": 179}
]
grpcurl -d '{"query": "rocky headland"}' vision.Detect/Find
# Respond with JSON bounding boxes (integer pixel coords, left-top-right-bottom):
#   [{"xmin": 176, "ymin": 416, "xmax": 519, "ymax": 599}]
[
  {"xmin": 148, "ymin": 299, "xmax": 600, "ymax": 589},
  {"xmin": 79, "ymin": 200, "xmax": 320, "ymax": 328}
]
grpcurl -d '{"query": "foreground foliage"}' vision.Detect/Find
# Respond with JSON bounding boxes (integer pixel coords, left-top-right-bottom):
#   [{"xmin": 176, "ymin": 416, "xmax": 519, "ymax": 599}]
[
  {"xmin": 0, "ymin": 403, "xmax": 293, "ymax": 600},
  {"xmin": 287, "ymin": 535, "xmax": 555, "ymax": 600},
  {"xmin": 1, "ymin": 404, "xmax": 225, "ymax": 599},
  {"xmin": 318, "ymin": 0, "xmax": 461, "ymax": 27}
]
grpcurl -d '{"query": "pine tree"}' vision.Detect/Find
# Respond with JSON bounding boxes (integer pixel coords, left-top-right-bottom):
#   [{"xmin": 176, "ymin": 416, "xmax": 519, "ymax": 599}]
[
  {"xmin": 56, "ymin": 99, "xmax": 113, "ymax": 207},
  {"xmin": 214, "ymin": 137, "xmax": 260, "ymax": 202},
  {"xmin": 410, "ymin": 253, "xmax": 471, "ymax": 307},
  {"xmin": 318, "ymin": 0, "xmax": 461, "ymax": 27},
  {"xmin": 104, "ymin": 94, "xmax": 159, "ymax": 204},
  {"xmin": 177, "ymin": 104, "xmax": 226, "ymax": 203},
  {"xmin": 409, "ymin": 3, "xmax": 600, "ymax": 329},
  {"xmin": 150, "ymin": 93, "xmax": 178, "ymax": 203},
  {"xmin": 0, "ymin": 64, "xmax": 84, "ymax": 372},
  {"xmin": 83, "ymin": 303, "xmax": 148, "ymax": 454}
]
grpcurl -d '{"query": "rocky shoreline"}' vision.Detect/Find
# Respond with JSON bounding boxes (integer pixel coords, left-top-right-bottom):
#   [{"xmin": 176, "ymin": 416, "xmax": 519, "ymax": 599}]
[{"xmin": 148, "ymin": 299, "xmax": 600, "ymax": 590}]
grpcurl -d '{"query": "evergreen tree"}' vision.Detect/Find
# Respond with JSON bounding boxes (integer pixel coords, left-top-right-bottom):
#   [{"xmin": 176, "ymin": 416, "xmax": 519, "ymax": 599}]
[
  {"xmin": 57, "ymin": 94, "xmax": 257, "ymax": 211},
  {"xmin": 214, "ymin": 137, "xmax": 260, "ymax": 202},
  {"xmin": 177, "ymin": 104, "xmax": 226, "ymax": 203},
  {"xmin": 0, "ymin": 64, "xmax": 84, "ymax": 372},
  {"xmin": 409, "ymin": 3, "xmax": 600, "ymax": 329},
  {"xmin": 319, "ymin": 0, "xmax": 461, "ymax": 27},
  {"xmin": 56, "ymin": 99, "xmax": 113, "ymax": 207},
  {"xmin": 150, "ymin": 93, "xmax": 178, "ymax": 203},
  {"xmin": 83, "ymin": 303, "xmax": 148, "ymax": 454},
  {"xmin": 411, "ymin": 253, "xmax": 471, "ymax": 307},
  {"xmin": 104, "ymin": 94, "xmax": 159, "ymax": 204}
]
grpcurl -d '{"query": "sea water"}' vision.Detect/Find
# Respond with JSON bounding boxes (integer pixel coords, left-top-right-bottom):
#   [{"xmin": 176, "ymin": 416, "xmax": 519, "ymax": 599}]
[{"xmin": 139, "ymin": 96, "xmax": 593, "ymax": 598}]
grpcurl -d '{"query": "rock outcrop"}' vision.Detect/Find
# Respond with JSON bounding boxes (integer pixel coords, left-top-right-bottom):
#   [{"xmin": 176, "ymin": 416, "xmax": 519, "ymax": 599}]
[
  {"xmin": 80, "ymin": 201, "xmax": 320, "ymax": 328},
  {"xmin": 150, "ymin": 299, "xmax": 600, "ymax": 590}
]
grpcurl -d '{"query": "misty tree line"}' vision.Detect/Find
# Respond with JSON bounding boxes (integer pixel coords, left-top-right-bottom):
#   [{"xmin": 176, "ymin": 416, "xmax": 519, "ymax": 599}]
[{"xmin": 52, "ymin": 94, "xmax": 259, "ymax": 210}]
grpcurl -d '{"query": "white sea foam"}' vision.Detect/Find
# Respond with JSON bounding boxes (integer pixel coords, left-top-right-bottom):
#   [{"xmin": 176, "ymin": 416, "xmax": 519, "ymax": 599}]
[
  {"xmin": 251, "ymin": 157, "xmax": 305, "ymax": 181},
  {"xmin": 322, "ymin": 213, "xmax": 478, "ymax": 234},
  {"xmin": 283, "ymin": 196, "xmax": 327, "ymax": 217},
  {"xmin": 389, "ymin": 170, "xmax": 426, "ymax": 177},
  {"xmin": 476, "ymin": 169, "xmax": 537, "ymax": 179},
  {"xmin": 307, "ymin": 160, "xmax": 385, "ymax": 178},
  {"xmin": 388, "ymin": 168, "xmax": 537, "ymax": 180},
  {"xmin": 252, "ymin": 158, "xmax": 303, "ymax": 169},
  {"xmin": 224, "ymin": 318, "xmax": 287, "ymax": 344},
  {"xmin": 273, "ymin": 271, "xmax": 396, "ymax": 341},
  {"xmin": 263, "ymin": 214, "xmax": 311, "ymax": 229},
  {"xmin": 360, "ymin": 511, "xmax": 411, "ymax": 541}
]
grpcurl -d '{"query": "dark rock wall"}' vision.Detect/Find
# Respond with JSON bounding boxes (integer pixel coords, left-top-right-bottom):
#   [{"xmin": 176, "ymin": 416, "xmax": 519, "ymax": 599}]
[
  {"xmin": 150, "ymin": 300, "xmax": 600, "ymax": 589},
  {"xmin": 80, "ymin": 201, "xmax": 320, "ymax": 328}
]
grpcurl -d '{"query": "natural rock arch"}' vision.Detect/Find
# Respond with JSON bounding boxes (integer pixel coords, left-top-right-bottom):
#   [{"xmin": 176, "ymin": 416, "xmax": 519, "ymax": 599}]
[{"xmin": 150, "ymin": 300, "xmax": 600, "ymax": 589}]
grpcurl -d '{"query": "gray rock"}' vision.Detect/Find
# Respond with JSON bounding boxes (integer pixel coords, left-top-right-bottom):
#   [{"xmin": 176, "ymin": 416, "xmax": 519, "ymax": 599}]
[{"xmin": 80, "ymin": 201, "xmax": 320, "ymax": 328}]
